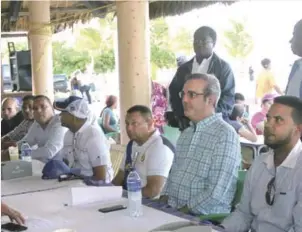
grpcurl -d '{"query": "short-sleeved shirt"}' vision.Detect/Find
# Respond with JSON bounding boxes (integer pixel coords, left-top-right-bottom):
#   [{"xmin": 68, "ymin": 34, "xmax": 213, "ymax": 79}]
[
  {"xmin": 256, "ymin": 70, "xmax": 276, "ymax": 99},
  {"xmin": 251, "ymin": 112, "xmax": 266, "ymax": 135},
  {"xmin": 120, "ymin": 130, "xmax": 175, "ymax": 188},
  {"xmin": 61, "ymin": 120, "xmax": 113, "ymax": 183}
]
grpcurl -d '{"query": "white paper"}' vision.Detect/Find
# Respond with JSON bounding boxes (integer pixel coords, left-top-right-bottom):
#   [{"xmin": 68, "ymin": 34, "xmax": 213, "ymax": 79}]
[{"xmin": 70, "ymin": 186, "xmax": 122, "ymax": 206}]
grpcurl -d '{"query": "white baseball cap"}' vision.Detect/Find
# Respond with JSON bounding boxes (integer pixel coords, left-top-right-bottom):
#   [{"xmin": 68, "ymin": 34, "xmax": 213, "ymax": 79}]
[{"xmin": 54, "ymin": 96, "xmax": 90, "ymax": 119}]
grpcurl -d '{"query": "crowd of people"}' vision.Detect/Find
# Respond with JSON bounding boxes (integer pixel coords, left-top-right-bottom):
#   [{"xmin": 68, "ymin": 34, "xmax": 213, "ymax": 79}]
[{"xmin": 1, "ymin": 18, "xmax": 302, "ymax": 232}]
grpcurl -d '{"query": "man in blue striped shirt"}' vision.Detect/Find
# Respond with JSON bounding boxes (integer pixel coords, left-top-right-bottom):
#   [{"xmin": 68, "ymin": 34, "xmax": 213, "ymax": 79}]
[{"xmin": 161, "ymin": 73, "xmax": 241, "ymax": 215}]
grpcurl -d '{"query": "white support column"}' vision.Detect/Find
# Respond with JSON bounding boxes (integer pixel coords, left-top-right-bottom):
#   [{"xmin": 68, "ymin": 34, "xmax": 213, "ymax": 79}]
[
  {"xmin": 28, "ymin": 0, "xmax": 54, "ymax": 101},
  {"xmin": 116, "ymin": 0, "xmax": 151, "ymax": 145}
]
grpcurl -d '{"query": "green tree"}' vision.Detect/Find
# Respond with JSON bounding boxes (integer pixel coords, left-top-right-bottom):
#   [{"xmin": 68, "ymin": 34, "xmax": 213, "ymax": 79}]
[
  {"xmin": 224, "ymin": 20, "xmax": 254, "ymax": 59},
  {"xmin": 150, "ymin": 18, "xmax": 176, "ymax": 79},
  {"xmin": 52, "ymin": 41, "xmax": 90, "ymax": 76},
  {"xmin": 94, "ymin": 49, "xmax": 115, "ymax": 73},
  {"xmin": 224, "ymin": 19, "xmax": 254, "ymax": 79},
  {"xmin": 74, "ymin": 13, "xmax": 115, "ymax": 73},
  {"xmin": 171, "ymin": 27, "xmax": 192, "ymax": 56}
]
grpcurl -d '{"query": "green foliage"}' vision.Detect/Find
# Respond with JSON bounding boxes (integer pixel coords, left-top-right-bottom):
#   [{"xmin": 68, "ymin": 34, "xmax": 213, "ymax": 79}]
[
  {"xmin": 150, "ymin": 17, "xmax": 176, "ymax": 72},
  {"xmin": 172, "ymin": 27, "xmax": 192, "ymax": 56},
  {"xmin": 75, "ymin": 28, "xmax": 102, "ymax": 53},
  {"xmin": 151, "ymin": 44, "xmax": 175, "ymax": 69},
  {"xmin": 52, "ymin": 41, "xmax": 90, "ymax": 76},
  {"xmin": 94, "ymin": 49, "xmax": 115, "ymax": 73},
  {"xmin": 224, "ymin": 20, "xmax": 254, "ymax": 59}
]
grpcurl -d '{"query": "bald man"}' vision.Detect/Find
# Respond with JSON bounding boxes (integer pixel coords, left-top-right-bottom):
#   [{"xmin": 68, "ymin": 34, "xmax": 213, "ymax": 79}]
[{"xmin": 1, "ymin": 97, "xmax": 23, "ymax": 136}]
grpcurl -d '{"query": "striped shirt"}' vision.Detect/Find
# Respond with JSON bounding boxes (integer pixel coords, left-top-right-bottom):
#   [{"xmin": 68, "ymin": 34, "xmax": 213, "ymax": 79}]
[
  {"xmin": 163, "ymin": 113, "xmax": 241, "ymax": 215},
  {"xmin": 6, "ymin": 119, "xmax": 34, "ymax": 141}
]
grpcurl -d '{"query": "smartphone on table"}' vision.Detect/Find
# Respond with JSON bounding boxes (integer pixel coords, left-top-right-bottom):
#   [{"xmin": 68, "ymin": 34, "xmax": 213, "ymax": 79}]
[
  {"xmin": 1, "ymin": 222, "xmax": 27, "ymax": 231},
  {"xmin": 98, "ymin": 205, "xmax": 127, "ymax": 213}
]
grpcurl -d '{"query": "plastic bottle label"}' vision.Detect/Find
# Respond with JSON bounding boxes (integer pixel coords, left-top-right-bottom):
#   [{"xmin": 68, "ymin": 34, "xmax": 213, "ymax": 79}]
[{"xmin": 127, "ymin": 181, "xmax": 141, "ymax": 192}]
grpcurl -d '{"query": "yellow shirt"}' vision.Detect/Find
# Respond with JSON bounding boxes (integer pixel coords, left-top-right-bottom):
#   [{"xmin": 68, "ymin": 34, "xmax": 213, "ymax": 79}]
[{"xmin": 256, "ymin": 70, "xmax": 276, "ymax": 99}]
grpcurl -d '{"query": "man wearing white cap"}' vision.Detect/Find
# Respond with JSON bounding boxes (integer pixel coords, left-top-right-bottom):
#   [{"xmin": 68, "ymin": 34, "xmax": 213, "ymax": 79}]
[{"xmin": 54, "ymin": 96, "xmax": 113, "ymax": 183}]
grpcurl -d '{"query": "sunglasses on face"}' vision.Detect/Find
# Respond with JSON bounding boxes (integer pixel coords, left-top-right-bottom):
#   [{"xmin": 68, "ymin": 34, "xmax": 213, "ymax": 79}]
[
  {"xmin": 265, "ymin": 177, "xmax": 276, "ymax": 206},
  {"xmin": 179, "ymin": 90, "xmax": 205, "ymax": 99}
]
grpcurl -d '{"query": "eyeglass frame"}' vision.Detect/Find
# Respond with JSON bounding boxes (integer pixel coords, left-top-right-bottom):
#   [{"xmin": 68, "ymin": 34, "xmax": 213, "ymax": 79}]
[{"xmin": 178, "ymin": 90, "xmax": 205, "ymax": 99}]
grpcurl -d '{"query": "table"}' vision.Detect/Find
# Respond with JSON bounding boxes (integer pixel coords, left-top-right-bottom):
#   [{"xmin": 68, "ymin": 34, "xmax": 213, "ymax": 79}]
[
  {"xmin": 3, "ymin": 175, "xmax": 218, "ymax": 232},
  {"xmin": 2, "ymin": 186, "xmax": 191, "ymax": 232},
  {"xmin": 240, "ymin": 135, "xmax": 266, "ymax": 157},
  {"xmin": 2, "ymin": 164, "xmax": 224, "ymax": 232}
]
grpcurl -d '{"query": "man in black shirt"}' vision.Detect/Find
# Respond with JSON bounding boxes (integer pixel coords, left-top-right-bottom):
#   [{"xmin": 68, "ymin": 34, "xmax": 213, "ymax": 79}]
[
  {"xmin": 1, "ymin": 97, "xmax": 23, "ymax": 136},
  {"xmin": 169, "ymin": 26, "xmax": 235, "ymax": 130}
]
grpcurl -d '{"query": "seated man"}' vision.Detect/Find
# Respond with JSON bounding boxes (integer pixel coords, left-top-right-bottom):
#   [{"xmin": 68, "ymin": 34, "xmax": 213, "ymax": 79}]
[
  {"xmin": 222, "ymin": 96, "xmax": 302, "ymax": 232},
  {"xmin": 251, "ymin": 93, "xmax": 275, "ymax": 135},
  {"xmin": 161, "ymin": 73, "xmax": 241, "ymax": 215},
  {"xmin": 1, "ymin": 95, "xmax": 35, "ymax": 149},
  {"xmin": 55, "ymin": 96, "xmax": 114, "ymax": 183},
  {"xmin": 2, "ymin": 95, "xmax": 67, "ymax": 163},
  {"xmin": 228, "ymin": 104, "xmax": 257, "ymax": 142},
  {"xmin": 112, "ymin": 105, "xmax": 174, "ymax": 198},
  {"xmin": 1, "ymin": 97, "xmax": 23, "ymax": 136},
  {"xmin": 235, "ymin": 93, "xmax": 245, "ymax": 105}
]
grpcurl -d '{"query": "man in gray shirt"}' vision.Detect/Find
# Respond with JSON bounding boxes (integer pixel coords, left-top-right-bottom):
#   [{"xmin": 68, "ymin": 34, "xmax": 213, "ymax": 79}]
[
  {"xmin": 222, "ymin": 96, "xmax": 302, "ymax": 232},
  {"xmin": 16, "ymin": 95, "xmax": 67, "ymax": 163}
]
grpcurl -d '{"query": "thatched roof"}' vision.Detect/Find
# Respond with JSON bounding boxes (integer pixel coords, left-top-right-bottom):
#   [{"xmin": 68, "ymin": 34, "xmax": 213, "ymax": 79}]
[{"xmin": 1, "ymin": 1, "xmax": 234, "ymax": 33}]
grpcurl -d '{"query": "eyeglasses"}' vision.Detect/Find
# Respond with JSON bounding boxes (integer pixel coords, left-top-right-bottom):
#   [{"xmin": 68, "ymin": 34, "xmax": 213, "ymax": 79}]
[
  {"xmin": 193, "ymin": 39, "xmax": 213, "ymax": 46},
  {"xmin": 179, "ymin": 90, "xmax": 205, "ymax": 99},
  {"xmin": 265, "ymin": 177, "xmax": 276, "ymax": 206}
]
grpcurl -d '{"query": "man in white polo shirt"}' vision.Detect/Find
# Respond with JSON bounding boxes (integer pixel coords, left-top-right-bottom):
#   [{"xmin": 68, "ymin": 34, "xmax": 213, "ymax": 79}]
[
  {"xmin": 54, "ymin": 96, "xmax": 113, "ymax": 183},
  {"xmin": 112, "ymin": 105, "xmax": 175, "ymax": 198}
]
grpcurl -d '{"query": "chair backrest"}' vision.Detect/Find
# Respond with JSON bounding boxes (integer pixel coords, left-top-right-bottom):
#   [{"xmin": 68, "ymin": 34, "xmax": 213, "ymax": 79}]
[
  {"xmin": 163, "ymin": 125, "xmax": 180, "ymax": 146},
  {"xmin": 110, "ymin": 144, "xmax": 126, "ymax": 177},
  {"xmin": 232, "ymin": 170, "xmax": 247, "ymax": 210}
]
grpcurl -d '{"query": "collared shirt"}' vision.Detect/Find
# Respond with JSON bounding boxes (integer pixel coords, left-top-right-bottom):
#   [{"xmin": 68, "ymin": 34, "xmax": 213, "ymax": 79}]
[
  {"xmin": 17, "ymin": 115, "xmax": 67, "ymax": 163},
  {"xmin": 163, "ymin": 113, "xmax": 241, "ymax": 215},
  {"xmin": 191, "ymin": 55, "xmax": 213, "ymax": 74},
  {"xmin": 6, "ymin": 119, "xmax": 34, "ymax": 141},
  {"xmin": 286, "ymin": 59, "xmax": 302, "ymax": 98},
  {"xmin": 222, "ymin": 140, "xmax": 302, "ymax": 232},
  {"xmin": 120, "ymin": 130, "xmax": 175, "ymax": 188},
  {"xmin": 61, "ymin": 120, "xmax": 114, "ymax": 183}
]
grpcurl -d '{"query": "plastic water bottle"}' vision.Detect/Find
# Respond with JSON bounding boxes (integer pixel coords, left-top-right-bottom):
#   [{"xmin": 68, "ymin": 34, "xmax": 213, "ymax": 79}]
[
  {"xmin": 127, "ymin": 169, "xmax": 142, "ymax": 217},
  {"xmin": 20, "ymin": 142, "xmax": 32, "ymax": 162}
]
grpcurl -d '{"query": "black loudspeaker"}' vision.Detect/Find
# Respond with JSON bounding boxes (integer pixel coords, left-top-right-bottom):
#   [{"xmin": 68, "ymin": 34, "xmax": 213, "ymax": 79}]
[{"xmin": 9, "ymin": 43, "xmax": 32, "ymax": 91}]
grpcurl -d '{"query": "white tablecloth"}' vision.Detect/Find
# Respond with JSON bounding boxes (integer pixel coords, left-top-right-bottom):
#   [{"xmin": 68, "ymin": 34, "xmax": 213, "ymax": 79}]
[
  {"xmin": 2, "ymin": 160, "xmax": 83, "ymax": 197},
  {"xmin": 240, "ymin": 135, "xmax": 264, "ymax": 146},
  {"xmin": 2, "ymin": 177, "xmax": 188, "ymax": 232}
]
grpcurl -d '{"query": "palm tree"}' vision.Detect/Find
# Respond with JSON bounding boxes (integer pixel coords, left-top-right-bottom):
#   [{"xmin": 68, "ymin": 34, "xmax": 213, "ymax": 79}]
[
  {"xmin": 74, "ymin": 13, "xmax": 115, "ymax": 72},
  {"xmin": 224, "ymin": 19, "xmax": 254, "ymax": 78}
]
